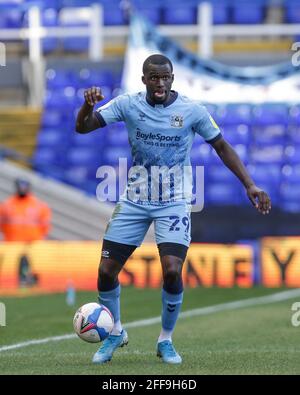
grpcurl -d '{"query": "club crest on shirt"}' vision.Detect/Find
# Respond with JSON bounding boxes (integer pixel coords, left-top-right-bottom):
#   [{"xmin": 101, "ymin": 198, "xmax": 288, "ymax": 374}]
[
  {"xmin": 138, "ymin": 112, "xmax": 146, "ymax": 121},
  {"xmin": 170, "ymin": 115, "xmax": 183, "ymax": 128}
]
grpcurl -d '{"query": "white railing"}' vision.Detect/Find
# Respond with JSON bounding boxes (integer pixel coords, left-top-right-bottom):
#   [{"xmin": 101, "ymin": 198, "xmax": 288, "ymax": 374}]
[{"xmin": 0, "ymin": 3, "xmax": 300, "ymax": 62}]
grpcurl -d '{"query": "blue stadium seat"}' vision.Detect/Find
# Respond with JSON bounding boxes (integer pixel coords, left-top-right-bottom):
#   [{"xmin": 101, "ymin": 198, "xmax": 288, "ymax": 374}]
[
  {"xmin": 285, "ymin": 0, "xmax": 300, "ymax": 23},
  {"xmin": 66, "ymin": 147, "xmax": 102, "ymax": 167},
  {"xmin": 285, "ymin": 145, "xmax": 300, "ymax": 165},
  {"xmin": 190, "ymin": 143, "xmax": 213, "ymax": 166},
  {"xmin": 133, "ymin": 0, "xmax": 162, "ymax": 24},
  {"xmin": 44, "ymin": 87, "xmax": 77, "ymax": 109},
  {"xmin": 76, "ymin": 69, "xmax": 115, "ymax": 89},
  {"xmin": 252, "ymin": 124, "xmax": 286, "ymax": 145},
  {"xmin": 289, "ymin": 105, "xmax": 300, "ymax": 125},
  {"xmin": 102, "ymin": 146, "xmax": 131, "ymax": 166},
  {"xmin": 222, "ymin": 124, "xmax": 250, "ymax": 145},
  {"xmin": 100, "ymin": 0, "xmax": 126, "ymax": 25},
  {"xmin": 252, "ymin": 104, "xmax": 288, "ymax": 126},
  {"xmin": 162, "ymin": 0, "xmax": 196, "ymax": 25},
  {"xmin": 232, "ymin": 0, "xmax": 265, "ymax": 24},
  {"xmin": 282, "ymin": 164, "xmax": 300, "ymax": 184},
  {"xmin": 0, "ymin": 8, "xmax": 23, "ymax": 28},
  {"xmin": 105, "ymin": 124, "xmax": 129, "ymax": 147},
  {"xmin": 205, "ymin": 182, "xmax": 243, "ymax": 205},
  {"xmin": 46, "ymin": 69, "xmax": 73, "ymax": 89},
  {"xmin": 37, "ymin": 130, "xmax": 64, "ymax": 148},
  {"xmin": 214, "ymin": 104, "xmax": 252, "ymax": 126},
  {"xmin": 41, "ymin": 109, "xmax": 64, "ymax": 128},
  {"xmin": 61, "ymin": 23, "xmax": 89, "ymax": 52},
  {"xmin": 250, "ymin": 144, "xmax": 284, "ymax": 164},
  {"xmin": 32, "ymin": 148, "xmax": 59, "ymax": 167},
  {"xmin": 64, "ymin": 165, "xmax": 90, "ymax": 184},
  {"xmin": 206, "ymin": 164, "xmax": 238, "ymax": 183},
  {"xmin": 71, "ymin": 132, "xmax": 97, "ymax": 146},
  {"xmin": 248, "ymin": 163, "xmax": 281, "ymax": 185},
  {"xmin": 280, "ymin": 182, "xmax": 300, "ymax": 212}
]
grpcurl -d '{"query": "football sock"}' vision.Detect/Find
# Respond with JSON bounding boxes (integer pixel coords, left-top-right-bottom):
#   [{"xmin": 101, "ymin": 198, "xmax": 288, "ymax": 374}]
[
  {"xmin": 99, "ymin": 284, "xmax": 123, "ymax": 335},
  {"xmin": 159, "ymin": 288, "xmax": 183, "ymax": 343},
  {"xmin": 158, "ymin": 328, "xmax": 173, "ymax": 343}
]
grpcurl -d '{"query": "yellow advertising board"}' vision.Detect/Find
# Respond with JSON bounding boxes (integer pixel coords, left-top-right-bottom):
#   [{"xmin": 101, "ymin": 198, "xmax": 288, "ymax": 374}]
[
  {"xmin": 261, "ymin": 237, "xmax": 300, "ymax": 287},
  {"xmin": 0, "ymin": 242, "xmax": 253, "ymax": 295}
]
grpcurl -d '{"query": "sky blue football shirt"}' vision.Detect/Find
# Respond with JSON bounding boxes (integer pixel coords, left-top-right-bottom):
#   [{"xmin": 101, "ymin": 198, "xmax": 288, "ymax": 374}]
[{"xmin": 95, "ymin": 90, "xmax": 221, "ymax": 205}]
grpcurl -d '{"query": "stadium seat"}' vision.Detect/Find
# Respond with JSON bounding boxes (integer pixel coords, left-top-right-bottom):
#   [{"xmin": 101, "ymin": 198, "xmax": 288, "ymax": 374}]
[
  {"xmin": 37, "ymin": 130, "xmax": 65, "ymax": 148},
  {"xmin": 46, "ymin": 69, "xmax": 73, "ymax": 89},
  {"xmin": 222, "ymin": 124, "xmax": 250, "ymax": 145},
  {"xmin": 288, "ymin": 126, "xmax": 300, "ymax": 145},
  {"xmin": 285, "ymin": 145, "xmax": 300, "ymax": 165},
  {"xmin": 66, "ymin": 147, "xmax": 102, "ymax": 167},
  {"xmin": 280, "ymin": 181, "xmax": 300, "ymax": 212},
  {"xmin": 289, "ymin": 104, "xmax": 300, "ymax": 125},
  {"xmin": 232, "ymin": 0, "xmax": 265, "ymax": 24},
  {"xmin": 205, "ymin": 182, "xmax": 243, "ymax": 205},
  {"xmin": 282, "ymin": 164, "xmax": 300, "ymax": 183},
  {"xmin": 248, "ymin": 163, "xmax": 281, "ymax": 185},
  {"xmin": 133, "ymin": 0, "xmax": 162, "ymax": 24},
  {"xmin": 214, "ymin": 104, "xmax": 252, "ymax": 126},
  {"xmin": 285, "ymin": 0, "xmax": 300, "ymax": 23},
  {"xmin": 252, "ymin": 124, "xmax": 286, "ymax": 145},
  {"xmin": 105, "ymin": 124, "xmax": 129, "ymax": 147},
  {"xmin": 162, "ymin": 0, "xmax": 196, "ymax": 25},
  {"xmin": 41, "ymin": 109, "xmax": 64, "ymax": 128},
  {"xmin": 206, "ymin": 164, "xmax": 238, "ymax": 183},
  {"xmin": 32, "ymin": 148, "xmax": 60, "ymax": 167},
  {"xmin": 100, "ymin": 0, "xmax": 126, "ymax": 25},
  {"xmin": 252, "ymin": 104, "xmax": 288, "ymax": 126},
  {"xmin": 212, "ymin": 2, "xmax": 229, "ymax": 25},
  {"xmin": 0, "ymin": 8, "xmax": 23, "ymax": 28},
  {"xmin": 102, "ymin": 146, "xmax": 131, "ymax": 166},
  {"xmin": 190, "ymin": 143, "xmax": 213, "ymax": 166},
  {"xmin": 250, "ymin": 144, "xmax": 284, "ymax": 164}
]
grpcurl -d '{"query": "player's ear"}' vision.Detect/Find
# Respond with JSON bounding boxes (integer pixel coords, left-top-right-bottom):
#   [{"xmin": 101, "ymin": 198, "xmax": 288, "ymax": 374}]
[
  {"xmin": 142, "ymin": 75, "xmax": 146, "ymax": 85},
  {"xmin": 171, "ymin": 74, "xmax": 174, "ymax": 83}
]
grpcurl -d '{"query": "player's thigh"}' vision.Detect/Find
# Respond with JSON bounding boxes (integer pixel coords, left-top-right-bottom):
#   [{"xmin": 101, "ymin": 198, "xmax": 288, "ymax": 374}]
[
  {"xmin": 154, "ymin": 202, "xmax": 191, "ymax": 247},
  {"xmin": 104, "ymin": 200, "xmax": 152, "ymax": 246}
]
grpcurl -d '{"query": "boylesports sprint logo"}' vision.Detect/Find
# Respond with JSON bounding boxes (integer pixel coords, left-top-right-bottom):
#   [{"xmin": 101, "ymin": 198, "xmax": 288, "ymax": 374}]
[{"xmin": 136, "ymin": 129, "xmax": 181, "ymax": 143}]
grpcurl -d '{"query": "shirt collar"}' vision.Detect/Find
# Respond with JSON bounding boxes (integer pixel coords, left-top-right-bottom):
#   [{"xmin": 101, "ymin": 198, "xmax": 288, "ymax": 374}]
[{"xmin": 146, "ymin": 90, "xmax": 178, "ymax": 108}]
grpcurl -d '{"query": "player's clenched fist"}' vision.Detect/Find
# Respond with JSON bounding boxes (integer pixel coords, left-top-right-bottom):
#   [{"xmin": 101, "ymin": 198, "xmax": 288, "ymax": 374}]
[{"xmin": 84, "ymin": 86, "xmax": 104, "ymax": 106}]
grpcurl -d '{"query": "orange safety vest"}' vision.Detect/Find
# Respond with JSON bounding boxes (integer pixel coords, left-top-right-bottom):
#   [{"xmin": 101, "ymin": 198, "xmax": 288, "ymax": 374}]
[{"xmin": 0, "ymin": 193, "xmax": 51, "ymax": 242}]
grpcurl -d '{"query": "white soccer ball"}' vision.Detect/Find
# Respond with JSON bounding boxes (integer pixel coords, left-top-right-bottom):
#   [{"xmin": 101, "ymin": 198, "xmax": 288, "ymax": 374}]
[{"xmin": 73, "ymin": 302, "xmax": 114, "ymax": 343}]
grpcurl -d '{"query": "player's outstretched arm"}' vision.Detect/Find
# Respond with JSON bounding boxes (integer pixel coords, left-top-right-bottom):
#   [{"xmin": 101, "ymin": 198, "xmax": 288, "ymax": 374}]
[
  {"xmin": 211, "ymin": 137, "xmax": 271, "ymax": 215},
  {"xmin": 75, "ymin": 86, "xmax": 104, "ymax": 134}
]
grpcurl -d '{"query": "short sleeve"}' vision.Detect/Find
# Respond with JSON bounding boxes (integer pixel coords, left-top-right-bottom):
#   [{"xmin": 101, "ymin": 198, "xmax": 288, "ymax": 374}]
[
  {"xmin": 95, "ymin": 94, "xmax": 130, "ymax": 126},
  {"xmin": 192, "ymin": 104, "xmax": 221, "ymax": 143}
]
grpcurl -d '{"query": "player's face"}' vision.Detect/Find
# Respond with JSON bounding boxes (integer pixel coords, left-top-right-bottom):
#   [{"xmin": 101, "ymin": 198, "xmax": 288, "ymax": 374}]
[{"xmin": 142, "ymin": 63, "xmax": 174, "ymax": 104}]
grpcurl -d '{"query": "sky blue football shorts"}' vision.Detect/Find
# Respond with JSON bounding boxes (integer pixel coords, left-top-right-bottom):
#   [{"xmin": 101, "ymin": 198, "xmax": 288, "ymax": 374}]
[{"xmin": 103, "ymin": 199, "xmax": 192, "ymax": 247}]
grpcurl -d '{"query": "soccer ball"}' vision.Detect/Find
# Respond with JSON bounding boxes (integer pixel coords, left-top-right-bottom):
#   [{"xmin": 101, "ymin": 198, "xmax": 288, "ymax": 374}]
[{"xmin": 73, "ymin": 302, "xmax": 114, "ymax": 343}]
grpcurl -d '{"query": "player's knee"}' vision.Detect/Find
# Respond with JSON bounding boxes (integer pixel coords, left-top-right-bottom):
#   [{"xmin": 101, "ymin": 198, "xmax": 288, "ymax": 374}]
[
  {"xmin": 163, "ymin": 267, "xmax": 181, "ymax": 286},
  {"xmin": 98, "ymin": 259, "xmax": 119, "ymax": 291}
]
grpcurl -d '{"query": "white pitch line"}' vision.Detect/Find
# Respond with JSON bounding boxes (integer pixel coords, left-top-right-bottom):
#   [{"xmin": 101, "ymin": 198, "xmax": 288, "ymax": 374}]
[{"xmin": 1, "ymin": 288, "xmax": 300, "ymax": 353}]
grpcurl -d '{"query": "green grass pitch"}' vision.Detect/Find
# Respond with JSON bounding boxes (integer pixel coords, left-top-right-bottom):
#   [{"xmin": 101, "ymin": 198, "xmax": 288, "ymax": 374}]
[{"xmin": 0, "ymin": 287, "xmax": 300, "ymax": 375}]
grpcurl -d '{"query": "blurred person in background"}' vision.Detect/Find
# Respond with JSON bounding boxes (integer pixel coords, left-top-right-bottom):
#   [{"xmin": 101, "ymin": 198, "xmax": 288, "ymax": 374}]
[{"xmin": 0, "ymin": 178, "xmax": 51, "ymax": 242}]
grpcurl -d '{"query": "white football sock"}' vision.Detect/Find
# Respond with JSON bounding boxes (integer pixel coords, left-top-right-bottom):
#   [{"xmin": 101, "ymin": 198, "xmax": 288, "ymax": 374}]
[
  {"xmin": 111, "ymin": 320, "xmax": 123, "ymax": 335},
  {"xmin": 158, "ymin": 329, "xmax": 172, "ymax": 343}
]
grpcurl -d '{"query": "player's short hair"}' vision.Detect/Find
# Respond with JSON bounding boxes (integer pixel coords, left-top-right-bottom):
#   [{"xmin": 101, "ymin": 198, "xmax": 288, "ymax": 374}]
[{"xmin": 143, "ymin": 54, "xmax": 173, "ymax": 74}]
